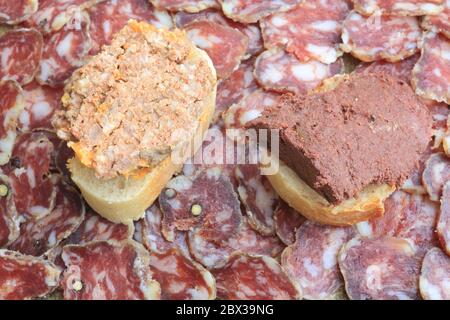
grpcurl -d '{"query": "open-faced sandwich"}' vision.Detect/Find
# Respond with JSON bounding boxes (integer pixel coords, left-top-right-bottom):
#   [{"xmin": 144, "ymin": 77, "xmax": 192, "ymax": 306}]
[{"xmin": 53, "ymin": 21, "xmax": 217, "ymax": 223}]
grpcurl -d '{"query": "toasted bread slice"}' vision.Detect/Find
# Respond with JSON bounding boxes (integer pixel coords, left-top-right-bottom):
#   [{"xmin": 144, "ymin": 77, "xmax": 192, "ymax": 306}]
[
  {"xmin": 66, "ymin": 23, "xmax": 217, "ymax": 224},
  {"xmin": 69, "ymin": 82, "xmax": 216, "ymax": 224},
  {"xmin": 265, "ymin": 155, "xmax": 395, "ymax": 226},
  {"xmin": 262, "ymin": 74, "xmax": 396, "ymax": 226}
]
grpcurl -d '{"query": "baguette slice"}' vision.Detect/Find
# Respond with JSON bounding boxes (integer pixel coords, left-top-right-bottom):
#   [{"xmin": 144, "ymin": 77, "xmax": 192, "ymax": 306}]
[
  {"xmin": 262, "ymin": 74, "xmax": 396, "ymax": 226},
  {"xmin": 265, "ymin": 155, "xmax": 395, "ymax": 226},
  {"xmin": 68, "ymin": 34, "xmax": 217, "ymax": 224}
]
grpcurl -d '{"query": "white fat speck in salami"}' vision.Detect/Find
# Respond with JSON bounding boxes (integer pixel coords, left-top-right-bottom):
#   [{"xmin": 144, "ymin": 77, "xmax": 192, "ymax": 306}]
[
  {"xmin": 254, "ymin": 49, "xmax": 343, "ymax": 95},
  {"xmin": 261, "ymin": 0, "xmax": 350, "ymax": 64},
  {"xmin": 61, "ymin": 240, "xmax": 161, "ymax": 300},
  {"xmin": 215, "ymin": 59, "xmax": 258, "ymax": 119},
  {"xmin": 184, "ymin": 20, "xmax": 248, "ymax": 79},
  {"xmin": 159, "ymin": 167, "xmax": 242, "ymax": 242},
  {"xmin": 27, "ymin": 0, "xmax": 105, "ymax": 33},
  {"xmin": 352, "ymin": 0, "xmax": 445, "ymax": 16},
  {"xmin": 149, "ymin": 248, "xmax": 216, "ymax": 300},
  {"xmin": 338, "ymin": 236, "xmax": 421, "ymax": 300},
  {"xmin": 0, "ymin": 28, "xmax": 42, "ymax": 85},
  {"xmin": 175, "ymin": 9, "xmax": 263, "ymax": 57},
  {"xmin": 438, "ymin": 181, "xmax": 450, "ymax": 255},
  {"xmin": 341, "ymin": 11, "xmax": 421, "ymax": 62},
  {"xmin": 150, "ymin": 0, "xmax": 219, "ymax": 12},
  {"xmin": 422, "ymin": 0, "xmax": 450, "ymax": 39},
  {"xmin": 0, "ymin": 0, "xmax": 38, "ymax": 24},
  {"xmin": 0, "ymin": 80, "xmax": 25, "ymax": 165},
  {"xmin": 0, "ymin": 175, "xmax": 19, "ymax": 247},
  {"xmin": 354, "ymin": 53, "xmax": 419, "ymax": 84},
  {"xmin": 220, "ymin": 0, "xmax": 302, "ymax": 24},
  {"xmin": 213, "ymin": 253, "xmax": 301, "ymax": 300},
  {"xmin": 412, "ymin": 32, "xmax": 450, "ymax": 104},
  {"xmin": 235, "ymin": 164, "xmax": 279, "ymax": 235},
  {"xmin": 3, "ymin": 132, "xmax": 56, "ymax": 219},
  {"xmin": 223, "ymin": 89, "xmax": 282, "ymax": 129},
  {"xmin": 36, "ymin": 11, "xmax": 91, "ymax": 88},
  {"xmin": 356, "ymin": 190, "xmax": 439, "ymax": 256},
  {"xmin": 189, "ymin": 216, "xmax": 285, "ymax": 269},
  {"xmin": 88, "ymin": 0, "xmax": 173, "ymax": 55},
  {"xmin": 8, "ymin": 175, "xmax": 85, "ymax": 256},
  {"xmin": 419, "ymin": 247, "xmax": 450, "ymax": 299},
  {"xmin": 273, "ymin": 201, "xmax": 305, "ymax": 246},
  {"xmin": 0, "ymin": 249, "xmax": 60, "ymax": 300},
  {"xmin": 422, "ymin": 152, "xmax": 450, "ymax": 201},
  {"xmin": 282, "ymin": 221, "xmax": 354, "ymax": 300},
  {"xmin": 141, "ymin": 204, "xmax": 191, "ymax": 259},
  {"xmin": 19, "ymin": 81, "xmax": 63, "ymax": 131}
]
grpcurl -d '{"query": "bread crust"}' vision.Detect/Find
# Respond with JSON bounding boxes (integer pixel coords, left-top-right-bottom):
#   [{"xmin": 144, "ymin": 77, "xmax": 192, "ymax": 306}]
[
  {"xmin": 67, "ymin": 24, "xmax": 217, "ymax": 224},
  {"xmin": 266, "ymin": 156, "xmax": 395, "ymax": 226}
]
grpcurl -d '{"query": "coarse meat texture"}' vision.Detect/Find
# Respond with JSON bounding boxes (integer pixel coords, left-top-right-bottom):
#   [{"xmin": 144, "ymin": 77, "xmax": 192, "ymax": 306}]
[{"xmin": 53, "ymin": 21, "xmax": 215, "ymax": 179}]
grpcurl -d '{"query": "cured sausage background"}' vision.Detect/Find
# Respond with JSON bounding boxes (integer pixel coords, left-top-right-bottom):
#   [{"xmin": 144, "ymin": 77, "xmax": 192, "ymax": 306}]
[{"xmin": 0, "ymin": 0, "xmax": 449, "ymax": 300}]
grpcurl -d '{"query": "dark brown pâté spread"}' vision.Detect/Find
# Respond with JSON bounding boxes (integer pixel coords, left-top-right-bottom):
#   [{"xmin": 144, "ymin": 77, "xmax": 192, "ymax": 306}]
[{"xmin": 248, "ymin": 73, "xmax": 432, "ymax": 204}]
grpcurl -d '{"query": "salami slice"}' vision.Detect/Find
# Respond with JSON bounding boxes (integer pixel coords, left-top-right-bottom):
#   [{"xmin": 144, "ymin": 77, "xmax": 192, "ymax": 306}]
[
  {"xmin": 356, "ymin": 190, "xmax": 439, "ymax": 256},
  {"xmin": 175, "ymin": 9, "xmax": 263, "ymax": 57},
  {"xmin": 261, "ymin": 0, "xmax": 350, "ymax": 64},
  {"xmin": 18, "ymin": 81, "xmax": 63, "ymax": 131},
  {"xmin": 141, "ymin": 204, "xmax": 191, "ymax": 259},
  {"xmin": 338, "ymin": 236, "xmax": 421, "ymax": 300},
  {"xmin": 419, "ymin": 247, "xmax": 450, "ymax": 300},
  {"xmin": 189, "ymin": 216, "xmax": 285, "ymax": 269},
  {"xmin": 47, "ymin": 207, "xmax": 133, "ymax": 268},
  {"xmin": 66, "ymin": 208, "xmax": 133, "ymax": 245},
  {"xmin": 0, "ymin": 0, "xmax": 38, "ymax": 24},
  {"xmin": 8, "ymin": 175, "xmax": 85, "ymax": 256},
  {"xmin": 341, "ymin": 11, "xmax": 421, "ymax": 62},
  {"xmin": 402, "ymin": 143, "xmax": 433, "ymax": 194},
  {"xmin": 61, "ymin": 240, "xmax": 161, "ymax": 300},
  {"xmin": 0, "ymin": 175, "xmax": 19, "ymax": 247},
  {"xmin": 160, "ymin": 167, "xmax": 242, "ymax": 242},
  {"xmin": 184, "ymin": 20, "xmax": 249, "ymax": 79},
  {"xmin": 5, "ymin": 132, "xmax": 56, "ymax": 219},
  {"xmin": 220, "ymin": 0, "xmax": 302, "ymax": 24},
  {"xmin": 0, "ymin": 249, "xmax": 60, "ymax": 300},
  {"xmin": 426, "ymin": 100, "xmax": 450, "ymax": 149},
  {"xmin": 149, "ymin": 248, "xmax": 216, "ymax": 300},
  {"xmin": 223, "ymin": 88, "xmax": 282, "ymax": 129},
  {"xmin": 88, "ymin": 0, "xmax": 173, "ymax": 55},
  {"xmin": 215, "ymin": 59, "xmax": 258, "ymax": 118},
  {"xmin": 412, "ymin": 32, "xmax": 450, "ymax": 104},
  {"xmin": 274, "ymin": 201, "xmax": 306, "ymax": 246},
  {"xmin": 352, "ymin": 0, "xmax": 445, "ymax": 16},
  {"xmin": 150, "ymin": 0, "xmax": 219, "ymax": 12},
  {"xmin": 0, "ymin": 28, "xmax": 43, "ymax": 85},
  {"xmin": 37, "ymin": 11, "xmax": 91, "ymax": 88},
  {"xmin": 422, "ymin": 0, "xmax": 450, "ymax": 39},
  {"xmin": 254, "ymin": 49, "xmax": 343, "ymax": 95},
  {"xmin": 27, "ymin": 0, "xmax": 104, "ymax": 34},
  {"xmin": 235, "ymin": 164, "xmax": 279, "ymax": 235},
  {"xmin": 354, "ymin": 53, "xmax": 420, "ymax": 84},
  {"xmin": 0, "ymin": 80, "xmax": 25, "ymax": 165},
  {"xmin": 438, "ymin": 181, "xmax": 450, "ymax": 254},
  {"xmin": 422, "ymin": 152, "xmax": 450, "ymax": 201},
  {"xmin": 282, "ymin": 221, "xmax": 355, "ymax": 300},
  {"xmin": 213, "ymin": 253, "xmax": 301, "ymax": 300}
]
